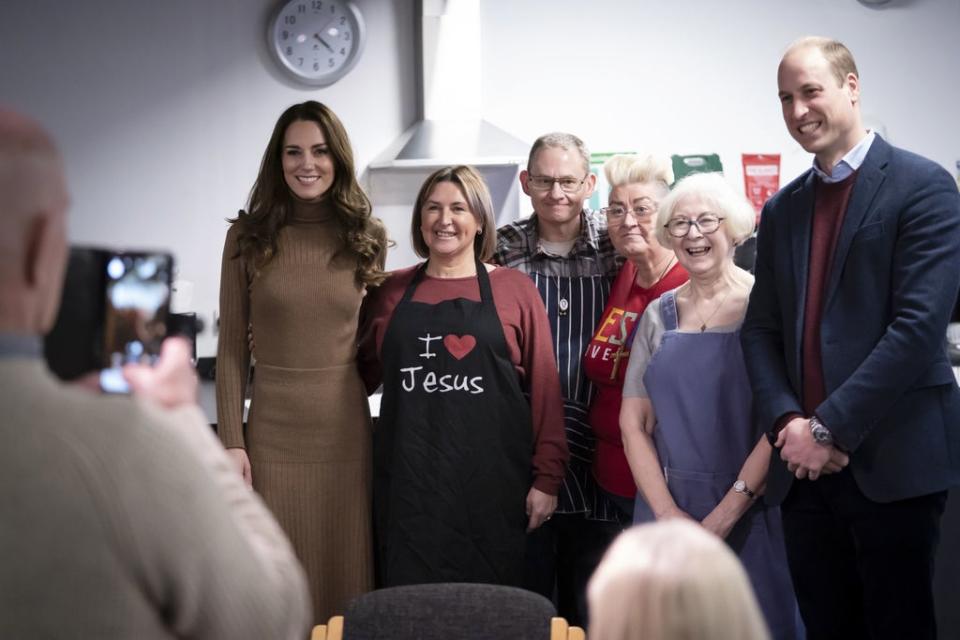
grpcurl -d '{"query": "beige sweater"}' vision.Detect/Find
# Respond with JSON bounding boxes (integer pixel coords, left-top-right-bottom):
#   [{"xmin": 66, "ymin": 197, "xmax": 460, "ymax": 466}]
[{"xmin": 0, "ymin": 356, "xmax": 311, "ymax": 639}]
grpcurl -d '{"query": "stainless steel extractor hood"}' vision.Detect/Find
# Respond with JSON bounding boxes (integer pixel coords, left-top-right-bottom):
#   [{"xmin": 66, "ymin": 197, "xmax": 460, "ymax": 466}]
[{"xmin": 369, "ymin": 0, "xmax": 529, "ymax": 168}]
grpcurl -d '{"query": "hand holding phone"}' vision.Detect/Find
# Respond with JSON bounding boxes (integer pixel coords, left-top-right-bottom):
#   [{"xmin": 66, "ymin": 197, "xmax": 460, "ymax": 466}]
[{"xmin": 122, "ymin": 337, "xmax": 198, "ymax": 409}]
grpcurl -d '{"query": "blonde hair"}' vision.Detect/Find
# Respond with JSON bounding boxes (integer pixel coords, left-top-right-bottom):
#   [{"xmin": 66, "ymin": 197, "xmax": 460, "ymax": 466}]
[
  {"xmin": 654, "ymin": 172, "xmax": 756, "ymax": 246},
  {"xmin": 588, "ymin": 521, "xmax": 770, "ymax": 640},
  {"xmin": 603, "ymin": 153, "xmax": 673, "ymax": 191},
  {"xmin": 784, "ymin": 36, "xmax": 859, "ymax": 86}
]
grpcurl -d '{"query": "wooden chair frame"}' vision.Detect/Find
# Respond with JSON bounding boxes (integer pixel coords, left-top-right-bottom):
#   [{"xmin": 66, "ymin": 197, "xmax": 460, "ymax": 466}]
[{"xmin": 311, "ymin": 615, "xmax": 585, "ymax": 639}]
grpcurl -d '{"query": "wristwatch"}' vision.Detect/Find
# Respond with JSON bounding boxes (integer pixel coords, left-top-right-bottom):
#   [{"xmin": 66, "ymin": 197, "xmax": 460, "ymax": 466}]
[
  {"xmin": 733, "ymin": 480, "xmax": 756, "ymax": 499},
  {"xmin": 809, "ymin": 415, "xmax": 834, "ymax": 447}
]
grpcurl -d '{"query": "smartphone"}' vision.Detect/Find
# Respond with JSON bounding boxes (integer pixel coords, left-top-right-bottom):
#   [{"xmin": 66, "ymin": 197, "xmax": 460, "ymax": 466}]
[
  {"xmin": 98, "ymin": 252, "xmax": 173, "ymax": 393},
  {"xmin": 44, "ymin": 247, "xmax": 173, "ymax": 393}
]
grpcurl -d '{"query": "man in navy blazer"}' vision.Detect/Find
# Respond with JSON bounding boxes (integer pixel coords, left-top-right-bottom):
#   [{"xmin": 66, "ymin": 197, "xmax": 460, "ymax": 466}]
[{"xmin": 742, "ymin": 37, "xmax": 960, "ymax": 639}]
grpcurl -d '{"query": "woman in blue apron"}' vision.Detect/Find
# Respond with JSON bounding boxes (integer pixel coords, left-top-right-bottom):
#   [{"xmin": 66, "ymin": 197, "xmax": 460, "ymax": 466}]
[
  {"xmin": 619, "ymin": 173, "xmax": 802, "ymax": 639},
  {"xmin": 358, "ymin": 165, "xmax": 568, "ymax": 587}
]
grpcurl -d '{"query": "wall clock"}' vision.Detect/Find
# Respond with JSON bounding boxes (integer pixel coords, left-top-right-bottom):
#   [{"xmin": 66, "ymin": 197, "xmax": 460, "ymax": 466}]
[{"xmin": 268, "ymin": 0, "xmax": 366, "ymax": 86}]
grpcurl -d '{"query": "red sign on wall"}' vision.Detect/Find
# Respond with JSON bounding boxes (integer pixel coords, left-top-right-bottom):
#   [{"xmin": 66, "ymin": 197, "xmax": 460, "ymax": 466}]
[{"xmin": 742, "ymin": 154, "xmax": 781, "ymax": 220}]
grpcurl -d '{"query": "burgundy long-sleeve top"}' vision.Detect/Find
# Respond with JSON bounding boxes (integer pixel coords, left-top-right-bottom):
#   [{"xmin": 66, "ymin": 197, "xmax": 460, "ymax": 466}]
[
  {"xmin": 357, "ymin": 264, "xmax": 569, "ymax": 495},
  {"xmin": 802, "ymin": 172, "xmax": 859, "ymax": 415}
]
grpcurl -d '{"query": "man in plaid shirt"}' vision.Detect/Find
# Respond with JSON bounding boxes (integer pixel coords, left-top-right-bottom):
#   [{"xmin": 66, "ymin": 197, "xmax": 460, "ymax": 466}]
[{"xmin": 493, "ymin": 132, "xmax": 623, "ymax": 626}]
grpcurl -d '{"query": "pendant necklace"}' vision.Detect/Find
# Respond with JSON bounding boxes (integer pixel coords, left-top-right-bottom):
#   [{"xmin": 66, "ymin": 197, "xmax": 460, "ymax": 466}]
[{"xmin": 691, "ymin": 284, "xmax": 732, "ymax": 332}]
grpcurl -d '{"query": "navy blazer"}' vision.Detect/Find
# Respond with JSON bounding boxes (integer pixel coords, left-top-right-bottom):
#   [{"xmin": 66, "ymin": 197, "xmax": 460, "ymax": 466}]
[{"xmin": 742, "ymin": 135, "xmax": 960, "ymax": 504}]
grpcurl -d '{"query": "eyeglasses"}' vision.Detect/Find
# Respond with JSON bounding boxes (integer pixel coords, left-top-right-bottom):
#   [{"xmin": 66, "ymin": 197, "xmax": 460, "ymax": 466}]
[
  {"xmin": 601, "ymin": 204, "xmax": 657, "ymax": 222},
  {"xmin": 664, "ymin": 215, "xmax": 725, "ymax": 238},
  {"xmin": 526, "ymin": 175, "xmax": 588, "ymax": 193}
]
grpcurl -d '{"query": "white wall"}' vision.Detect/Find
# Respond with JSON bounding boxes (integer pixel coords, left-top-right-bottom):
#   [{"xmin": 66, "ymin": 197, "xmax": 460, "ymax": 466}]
[
  {"xmin": 481, "ymin": 0, "xmax": 960, "ymax": 187},
  {"xmin": 3, "ymin": 0, "xmax": 959, "ymax": 356},
  {"xmin": 0, "ymin": 0, "xmax": 417, "ymax": 356}
]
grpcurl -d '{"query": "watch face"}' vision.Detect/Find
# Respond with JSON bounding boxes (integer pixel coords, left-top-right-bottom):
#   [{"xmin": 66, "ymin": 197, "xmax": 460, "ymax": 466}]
[
  {"xmin": 269, "ymin": 0, "xmax": 365, "ymax": 86},
  {"xmin": 733, "ymin": 480, "xmax": 754, "ymax": 498},
  {"xmin": 811, "ymin": 426, "xmax": 832, "ymax": 444}
]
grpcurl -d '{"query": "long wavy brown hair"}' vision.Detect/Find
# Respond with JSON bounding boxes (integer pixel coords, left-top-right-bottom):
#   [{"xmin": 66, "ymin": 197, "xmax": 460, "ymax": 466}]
[{"xmin": 229, "ymin": 101, "xmax": 387, "ymax": 286}]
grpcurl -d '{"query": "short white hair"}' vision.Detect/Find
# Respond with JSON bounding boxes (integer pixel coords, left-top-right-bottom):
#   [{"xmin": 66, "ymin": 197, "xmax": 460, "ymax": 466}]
[
  {"xmin": 654, "ymin": 172, "xmax": 756, "ymax": 246},
  {"xmin": 588, "ymin": 520, "xmax": 770, "ymax": 640}
]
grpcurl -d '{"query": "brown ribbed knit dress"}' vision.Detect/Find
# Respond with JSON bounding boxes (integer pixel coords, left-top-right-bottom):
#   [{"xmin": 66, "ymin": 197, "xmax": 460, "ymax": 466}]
[{"xmin": 216, "ymin": 199, "xmax": 373, "ymax": 623}]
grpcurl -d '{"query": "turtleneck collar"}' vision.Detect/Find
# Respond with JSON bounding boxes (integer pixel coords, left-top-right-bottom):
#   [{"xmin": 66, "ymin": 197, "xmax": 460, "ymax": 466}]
[{"xmin": 290, "ymin": 196, "xmax": 336, "ymax": 223}]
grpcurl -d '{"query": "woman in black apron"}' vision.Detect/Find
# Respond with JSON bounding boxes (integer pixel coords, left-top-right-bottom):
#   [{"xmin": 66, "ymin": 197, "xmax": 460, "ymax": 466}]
[{"xmin": 358, "ymin": 165, "xmax": 568, "ymax": 587}]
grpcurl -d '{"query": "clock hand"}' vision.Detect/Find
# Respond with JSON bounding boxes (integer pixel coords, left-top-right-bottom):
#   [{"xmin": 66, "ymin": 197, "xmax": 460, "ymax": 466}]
[
  {"xmin": 313, "ymin": 32, "xmax": 334, "ymax": 52},
  {"xmin": 313, "ymin": 12, "xmax": 341, "ymax": 40}
]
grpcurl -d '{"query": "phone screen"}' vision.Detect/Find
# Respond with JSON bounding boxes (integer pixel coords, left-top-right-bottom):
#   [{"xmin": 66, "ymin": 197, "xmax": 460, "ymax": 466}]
[{"xmin": 98, "ymin": 252, "xmax": 173, "ymax": 393}]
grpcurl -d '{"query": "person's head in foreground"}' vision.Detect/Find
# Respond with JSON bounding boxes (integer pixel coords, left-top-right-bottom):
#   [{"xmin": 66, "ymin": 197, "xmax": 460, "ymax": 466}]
[
  {"xmin": 587, "ymin": 520, "xmax": 770, "ymax": 640},
  {"xmin": 0, "ymin": 108, "xmax": 69, "ymax": 335}
]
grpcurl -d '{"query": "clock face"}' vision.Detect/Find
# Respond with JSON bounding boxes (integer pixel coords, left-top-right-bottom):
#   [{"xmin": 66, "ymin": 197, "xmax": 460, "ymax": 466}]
[{"xmin": 269, "ymin": 0, "xmax": 365, "ymax": 86}]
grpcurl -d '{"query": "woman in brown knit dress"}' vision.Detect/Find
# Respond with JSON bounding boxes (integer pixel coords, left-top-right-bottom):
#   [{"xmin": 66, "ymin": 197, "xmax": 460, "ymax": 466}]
[{"xmin": 216, "ymin": 101, "xmax": 387, "ymax": 623}]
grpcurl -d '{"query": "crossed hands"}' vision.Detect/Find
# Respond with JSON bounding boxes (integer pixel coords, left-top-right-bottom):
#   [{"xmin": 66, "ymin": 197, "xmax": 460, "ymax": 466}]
[{"xmin": 775, "ymin": 417, "xmax": 849, "ymax": 481}]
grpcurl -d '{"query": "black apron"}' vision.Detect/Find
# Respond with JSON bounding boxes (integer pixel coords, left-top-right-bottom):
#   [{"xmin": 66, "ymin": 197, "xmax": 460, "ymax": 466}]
[{"xmin": 374, "ymin": 260, "xmax": 532, "ymax": 587}]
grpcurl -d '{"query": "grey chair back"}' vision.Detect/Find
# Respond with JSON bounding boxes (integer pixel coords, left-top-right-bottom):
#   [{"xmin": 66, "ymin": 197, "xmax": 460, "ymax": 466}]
[{"xmin": 342, "ymin": 582, "xmax": 556, "ymax": 640}]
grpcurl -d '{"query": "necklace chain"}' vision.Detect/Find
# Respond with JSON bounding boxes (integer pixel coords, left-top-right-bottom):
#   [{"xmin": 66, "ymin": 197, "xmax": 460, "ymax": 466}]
[
  {"xmin": 638, "ymin": 253, "xmax": 675, "ymax": 288},
  {"xmin": 655, "ymin": 254, "xmax": 675, "ymax": 283},
  {"xmin": 609, "ymin": 255, "xmax": 675, "ymax": 382},
  {"xmin": 690, "ymin": 284, "xmax": 733, "ymax": 332}
]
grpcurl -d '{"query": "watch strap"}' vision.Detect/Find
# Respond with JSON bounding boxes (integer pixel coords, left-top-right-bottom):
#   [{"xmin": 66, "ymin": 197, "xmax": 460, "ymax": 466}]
[{"xmin": 809, "ymin": 415, "xmax": 834, "ymax": 446}]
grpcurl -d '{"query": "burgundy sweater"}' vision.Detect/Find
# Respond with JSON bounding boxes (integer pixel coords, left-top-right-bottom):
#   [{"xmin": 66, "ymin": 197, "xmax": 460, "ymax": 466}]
[{"xmin": 802, "ymin": 172, "xmax": 859, "ymax": 415}]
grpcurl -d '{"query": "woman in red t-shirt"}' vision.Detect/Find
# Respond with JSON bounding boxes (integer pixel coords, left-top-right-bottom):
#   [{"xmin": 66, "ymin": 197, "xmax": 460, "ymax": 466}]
[{"xmin": 582, "ymin": 154, "xmax": 688, "ymax": 519}]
